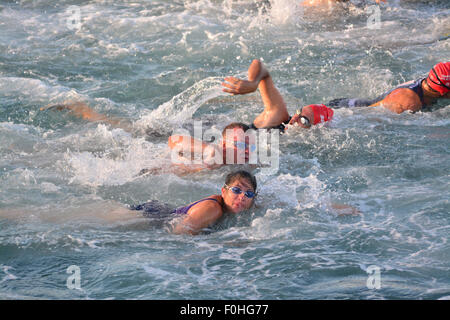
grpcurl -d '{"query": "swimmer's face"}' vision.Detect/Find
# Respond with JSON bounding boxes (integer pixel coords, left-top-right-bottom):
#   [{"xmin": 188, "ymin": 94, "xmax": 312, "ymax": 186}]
[
  {"xmin": 222, "ymin": 128, "xmax": 254, "ymax": 163},
  {"xmin": 221, "ymin": 178, "xmax": 256, "ymax": 214},
  {"xmin": 424, "ymin": 78, "xmax": 445, "ymax": 98},
  {"xmin": 288, "ymin": 106, "xmax": 314, "ymax": 129},
  {"xmin": 288, "ymin": 114, "xmax": 311, "ymax": 129}
]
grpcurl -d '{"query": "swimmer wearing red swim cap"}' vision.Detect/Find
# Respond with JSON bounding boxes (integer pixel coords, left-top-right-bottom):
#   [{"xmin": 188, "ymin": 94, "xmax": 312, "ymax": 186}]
[
  {"xmin": 426, "ymin": 62, "xmax": 450, "ymax": 96},
  {"xmin": 222, "ymin": 59, "xmax": 333, "ymax": 131},
  {"xmin": 328, "ymin": 62, "xmax": 450, "ymax": 114},
  {"xmin": 288, "ymin": 104, "xmax": 334, "ymax": 129}
]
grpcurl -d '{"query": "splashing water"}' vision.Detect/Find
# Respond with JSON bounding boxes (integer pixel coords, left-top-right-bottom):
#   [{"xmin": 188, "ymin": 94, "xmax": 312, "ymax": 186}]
[{"xmin": 0, "ymin": 0, "xmax": 449, "ymax": 300}]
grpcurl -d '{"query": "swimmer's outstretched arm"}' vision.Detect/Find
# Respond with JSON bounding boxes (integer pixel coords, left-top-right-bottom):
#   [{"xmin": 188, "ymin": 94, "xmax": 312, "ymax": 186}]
[
  {"xmin": 40, "ymin": 101, "xmax": 133, "ymax": 131},
  {"xmin": 136, "ymin": 136, "xmax": 224, "ymax": 177},
  {"xmin": 167, "ymin": 135, "xmax": 223, "ymax": 173},
  {"xmin": 168, "ymin": 135, "xmax": 211, "ymax": 155},
  {"xmin": 221, "ymin": 59, "xmax": 266, "ymax": 95},
  {"xmin": 222, "ymin": 59, "xmax": 290, "ymax": 128}
]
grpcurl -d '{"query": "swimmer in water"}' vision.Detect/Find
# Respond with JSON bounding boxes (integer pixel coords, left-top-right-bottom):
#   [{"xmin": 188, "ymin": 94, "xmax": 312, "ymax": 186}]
[
  {"xmin": 43, "ymin": 59, "xmax": 334, "ymax": 134},
  {"xmin": 0, "ymin": 169, "xmax": 358, "ymax": 229},
  {"xmin": 40, "ymin": 60, "xmax": 335, "ymax": 174},
  {"xmin": 221, "ymin": 59, "xmax": 334, "ymax": 130},
  {"xmin": 166, "ymin": 121, "xmax": 258, "ymax": 173},
  {"xmin": 131, "ymin": 170, "xmax": 258, "ymax": 235},
  {"xmin": 328, "ymin": 62, "xmax": 450, "ymax": 114},
  {"xmin": 40, "ymin": 106, "xmax": 258, "ymax": 174},
  {"xmin": 40, "ymin": 59, "xmax": 329, "ymax": 174}
]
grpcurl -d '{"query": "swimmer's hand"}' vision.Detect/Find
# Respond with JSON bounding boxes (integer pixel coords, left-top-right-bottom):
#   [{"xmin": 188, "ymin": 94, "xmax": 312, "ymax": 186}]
[{"xmin": 221, "ymin": 77, "xmax": 258, "ymax": 95}]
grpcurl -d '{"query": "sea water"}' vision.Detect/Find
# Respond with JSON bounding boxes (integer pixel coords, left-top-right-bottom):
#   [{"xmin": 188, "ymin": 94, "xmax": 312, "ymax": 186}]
[{"xmin": 0, "ymin": 0, "xmax": 449, "ymax": 299}]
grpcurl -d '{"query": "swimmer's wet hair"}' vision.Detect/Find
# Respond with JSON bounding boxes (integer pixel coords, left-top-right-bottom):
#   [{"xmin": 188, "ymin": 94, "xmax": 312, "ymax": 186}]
[
  {"xmin": 221, "ymin": 122, "xmax": 250, "ymax": 136},
  {"xmin": 225, "ymin": 170, "xmax": 257, "ymax": 191}
]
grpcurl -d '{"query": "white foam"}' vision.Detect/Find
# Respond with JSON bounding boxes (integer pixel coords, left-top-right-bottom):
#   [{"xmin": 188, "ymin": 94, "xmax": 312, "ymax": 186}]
[
  {"xmin": 136, "ymin": 76, "xmax": 226, "ymax": 129},
  {"xmin": 0, "ymin": 265, "xmax": 18, "ymax": 283},
  {"xmin": 0, "ymin": 76, "xmax": 85, "ymax": 105},
  {"xmin": 269, "ymin": 0, "xmax": 304, "ymax": 25},
  {"xmin": 64, "ymin": 139, "xmax": 167, "ymax": 187}
]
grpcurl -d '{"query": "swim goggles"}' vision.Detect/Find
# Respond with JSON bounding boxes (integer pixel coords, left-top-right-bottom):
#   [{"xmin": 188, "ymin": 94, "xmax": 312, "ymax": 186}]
[
  {"xmin": 428, "ymin": 68, "xmax": 450, "ymax": 91},
  {"xmin": 224, "ymin": 184, "xmax": 257, "ymax": 199},
  {"xmin": 227, "ymin": 140, "xmax": 257, "ymax": 152},
  {"xmin": 296, "ymin": 109, "xmax": 311, "ymax": 127}
]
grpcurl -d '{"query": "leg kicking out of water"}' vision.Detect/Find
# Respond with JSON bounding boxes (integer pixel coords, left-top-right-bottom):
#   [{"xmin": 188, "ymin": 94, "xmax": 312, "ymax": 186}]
[{"xmin": 41, "ymin": 101, "xmax": 133, "ymax": 131}]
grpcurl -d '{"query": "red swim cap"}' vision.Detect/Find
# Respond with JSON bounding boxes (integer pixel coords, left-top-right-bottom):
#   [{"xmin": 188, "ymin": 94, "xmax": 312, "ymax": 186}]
[
  {"xmin": 310, "ymin": 104, "xmax": 334, "ymax": 125},
  {"xmin": 427, "ymin": 62, "xmax": 450, "ymax": 95}
]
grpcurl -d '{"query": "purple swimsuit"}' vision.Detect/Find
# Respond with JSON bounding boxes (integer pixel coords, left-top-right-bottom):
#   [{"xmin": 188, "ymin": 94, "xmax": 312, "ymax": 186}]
[
  {"xmin": 130, "ymin": 198, "xmax": 220, "ymax": 216},
  {"xmin": 172, "ymin": 198, "xmax": 220, "ymax": 215}
]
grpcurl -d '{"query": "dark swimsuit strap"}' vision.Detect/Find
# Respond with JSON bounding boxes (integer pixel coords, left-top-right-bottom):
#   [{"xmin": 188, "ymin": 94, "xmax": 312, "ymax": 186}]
[
  {"xmin": 416, "ymin": 79, "xmax": 426, "ymax": 107},
  {"xmin": 328, "ymin": 78, "xmax": 427, "ymax": 109},
  {"xmin": 249, "ymin": 117, "xmax": 291, "ymax": 132}
]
